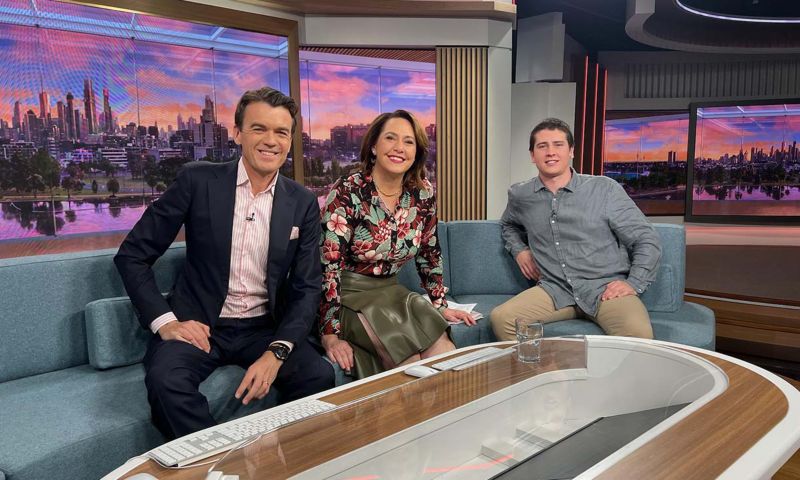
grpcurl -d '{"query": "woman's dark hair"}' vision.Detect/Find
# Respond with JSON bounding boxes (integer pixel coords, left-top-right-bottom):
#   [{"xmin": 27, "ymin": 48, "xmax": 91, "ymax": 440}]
[{"xmin": 358, "ymin": 109, "xmax": 429, "ymax": 190}]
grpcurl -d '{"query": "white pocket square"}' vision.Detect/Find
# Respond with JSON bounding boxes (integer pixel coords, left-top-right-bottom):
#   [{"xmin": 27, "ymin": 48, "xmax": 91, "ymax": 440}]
[{"xmin": 289, "ymin": 226, "xmax": 300, "ymax": 240}]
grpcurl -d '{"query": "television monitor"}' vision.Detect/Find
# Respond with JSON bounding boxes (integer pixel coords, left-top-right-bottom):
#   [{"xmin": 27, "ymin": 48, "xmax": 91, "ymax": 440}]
[
  {"xmin": 603, "ymin": 111, "xmax": 689, "ymax": 215},
  {"xmin": 686, "ymin": 99, "xmax": 800, "ymax": 224}
]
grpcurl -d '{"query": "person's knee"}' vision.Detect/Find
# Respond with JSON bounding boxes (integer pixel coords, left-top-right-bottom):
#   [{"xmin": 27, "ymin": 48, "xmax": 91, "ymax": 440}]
[
  {"xmin": 607, "ymin": 317, "xmax": 653, "ymax": 339},
  {"xmin": 306, "ymin": 357, "xmax": 336, "ymax": 391},
  {"xmin": 629, "ymin": 321, "xmax": 654, "ymax": 340},
  {"xmin": 490, "ymin": 304, "xmax": 512, "ymax": 333}
]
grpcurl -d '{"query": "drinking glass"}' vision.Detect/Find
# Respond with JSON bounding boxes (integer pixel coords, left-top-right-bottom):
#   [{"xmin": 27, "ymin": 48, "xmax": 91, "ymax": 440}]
[{"xmin": 515, "ymin": 318, "xmax": 544, "ymax": 363}]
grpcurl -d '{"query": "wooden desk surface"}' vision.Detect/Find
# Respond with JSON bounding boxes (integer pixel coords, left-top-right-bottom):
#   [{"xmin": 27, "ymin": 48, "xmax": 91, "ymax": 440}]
[{"xmin": 119, "ymin": 340, "xmax": 792, "ymax": 480}]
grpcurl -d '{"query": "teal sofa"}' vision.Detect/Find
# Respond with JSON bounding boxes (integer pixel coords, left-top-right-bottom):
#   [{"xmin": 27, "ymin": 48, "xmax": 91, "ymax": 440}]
[{"xmin": 0, "ymin": 221, "xmax": 714, "ymax": 480}]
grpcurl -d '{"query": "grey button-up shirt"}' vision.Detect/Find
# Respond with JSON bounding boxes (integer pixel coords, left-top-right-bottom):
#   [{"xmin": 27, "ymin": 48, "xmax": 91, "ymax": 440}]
[{"xmin": 500, "ymin": 170, "xmax": 661, "ymax": 316}]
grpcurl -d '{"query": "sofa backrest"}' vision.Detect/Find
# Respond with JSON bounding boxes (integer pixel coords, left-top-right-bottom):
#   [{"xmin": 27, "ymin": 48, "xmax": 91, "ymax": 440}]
[
  {"xmin": 0, "ymin": 244, "xmax": 185, "ymax": 383},
  {"xmin": 444, "ymin": 221, "xmax": 685, "ymax": 313},
  {"xmin": 642, "ymin": 223, "xmax": 686, "ymax": 313},
  {"xmin": 445, "ymin": 221, "xmax": 532, "ymax": 296}
]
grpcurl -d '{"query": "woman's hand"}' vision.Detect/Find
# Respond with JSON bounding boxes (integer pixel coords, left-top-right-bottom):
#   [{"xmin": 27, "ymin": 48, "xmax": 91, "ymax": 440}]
[
  {"xmin": 321, "ymin": 334, "xmax": 355, "ymax": 371},
  {"xmin": 442, "ymin": 308, "xmax": 477, "ymax": 326}
]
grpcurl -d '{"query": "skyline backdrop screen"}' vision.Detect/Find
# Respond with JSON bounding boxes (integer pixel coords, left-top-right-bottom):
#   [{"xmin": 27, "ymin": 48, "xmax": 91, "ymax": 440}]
[
  {"xmin": 689, "ymin": 102, "xmax": 800, "ymax": 220},
  {"xmin": 299, "ymin": 53, "xmax": 436, "ymax": 204},
  {"xmin": 603, "ymin": 112, "xmax": 689, "ymax": 215},
  {"xmin": 0, "ymin": 0, "xmax": 437, "ymax": 258}
]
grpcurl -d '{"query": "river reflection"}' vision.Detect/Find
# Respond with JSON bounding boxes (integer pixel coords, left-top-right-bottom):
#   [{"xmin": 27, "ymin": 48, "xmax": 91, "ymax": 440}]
[
  {"xmin": 694, "ymin": 185, "xmax": 800, "ymax": 201},
  {"xmin": 0, "ymin": 197, "xmax": 154, "ymax": 240}
]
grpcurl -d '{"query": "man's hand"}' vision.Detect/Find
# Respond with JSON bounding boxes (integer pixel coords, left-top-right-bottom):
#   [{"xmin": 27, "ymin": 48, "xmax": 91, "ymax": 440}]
[
  {"xmin": 515, "ymin": 249, "xmax": 540, "ymax": 281},
  {"xmin": 601, "ymin": 280, "xmax": 637, "ymax": 301},
  {"xmin": 235, "ymin": 352, "xmax": 282, "ymax": 405},
  {"xmin": 158, "ymin": 320, "xmax": 211, "ymax": 353},
  {"xmin": 442, "ymin": 308, "xmax": 477, "ymax": 326},
  {"xmin": 321, "ymin": 334, "xmax": 354, "ymax": 372}
]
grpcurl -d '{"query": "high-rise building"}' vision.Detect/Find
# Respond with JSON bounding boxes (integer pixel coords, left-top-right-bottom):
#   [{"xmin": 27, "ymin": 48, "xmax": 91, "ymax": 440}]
[
  {"xmin": 201, "ymin": 95, "xmax": 215, "ymax": 124},
  {"xmin": 102, "ymin": 87, "xmax": 113, "ymax": 134},
  {"xmin": 39, "ymin": 91, "xmax": 50, "ymax": 120},
  {"xmin": 65, "ymin": 92, "xmax": 75, "ymax": 140},
  {"xmin": 24, "ymin": 109, "xmax": 39, "ymax": 144},
  {"xmin": 83, "ymin": 78, "xmax": 98, "ymax": 134},
  {"xmin": 177, "ymin": 113, "xmax": 185, "ymax": 131},
  {"xmin": 73, "ymin": 109, "xmax": 82, "ymax": 140},
  {"xmin": 12, "ymin": 101, "xmax": 22, "ymax": 130},
  {"xmin": 56, "ymin": 101, "xmax": 66, "ymax": 139}
]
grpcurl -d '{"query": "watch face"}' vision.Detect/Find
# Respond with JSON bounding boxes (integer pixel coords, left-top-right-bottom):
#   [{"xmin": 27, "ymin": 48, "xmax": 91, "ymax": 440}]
[{"xmin": 270, "ymin": 344, "xmax": 289, "ymax": 360}]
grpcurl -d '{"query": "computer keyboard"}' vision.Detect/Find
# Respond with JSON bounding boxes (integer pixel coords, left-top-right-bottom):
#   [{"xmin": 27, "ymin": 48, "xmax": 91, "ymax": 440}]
[
  {"xmin": 431, "ymin": 346, "xmax": 509, "ymax": 371},
  {"xmin": 148, "ymin": 398, "xmax": 336, "ymax": 467}
]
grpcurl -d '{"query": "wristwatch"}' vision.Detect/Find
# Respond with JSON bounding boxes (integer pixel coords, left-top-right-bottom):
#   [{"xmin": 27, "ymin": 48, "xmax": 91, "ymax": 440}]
[{"xmin": 267, "ymin": 343, "xmax": 290, "ymax": 361}]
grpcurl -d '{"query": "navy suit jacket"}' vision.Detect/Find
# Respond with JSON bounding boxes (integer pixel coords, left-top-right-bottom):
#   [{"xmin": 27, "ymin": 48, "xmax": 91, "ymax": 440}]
[{"xmin": 114, "ymin": 160, "xmax": 322, "ymax": 346}]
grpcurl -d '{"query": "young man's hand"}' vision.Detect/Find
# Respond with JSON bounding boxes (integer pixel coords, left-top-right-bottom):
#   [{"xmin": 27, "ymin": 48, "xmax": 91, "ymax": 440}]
[
  {"xmin": 515, "ymin": 249, "xmax": 541, "ymax": 281},
  {"xmin": 601, "ymin": 280, "xmax": 636, "ymax": 301}
]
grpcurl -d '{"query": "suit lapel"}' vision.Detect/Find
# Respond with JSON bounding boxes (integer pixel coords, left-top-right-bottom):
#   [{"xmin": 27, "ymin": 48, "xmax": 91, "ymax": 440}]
[
  {"xmin": 268, "ymin": 176, "xmax": 295, "ymax": 289},
  {"xmin": 208, "ymin": 162, "xmax": 237, "ymax": 280}
]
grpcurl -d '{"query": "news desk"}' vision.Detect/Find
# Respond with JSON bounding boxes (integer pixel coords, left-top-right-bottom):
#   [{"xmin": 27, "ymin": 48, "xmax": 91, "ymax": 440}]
[{"xmin": 109, "ymin": 337, "xmax": 800, "ymax": 480}]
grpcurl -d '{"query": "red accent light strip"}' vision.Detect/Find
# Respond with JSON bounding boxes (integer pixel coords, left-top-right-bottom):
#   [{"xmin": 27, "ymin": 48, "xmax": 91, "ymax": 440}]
[
  {"xmin": 589, "ymin": 62, "xmax": 599, "ymax": 174},
  {"xmin": 600, "ymin": 68, "xmax": 608, "ymax": 176},
  {"xmin": 579, "ymin": 56, "xmax": 588, "ymax": 173}
]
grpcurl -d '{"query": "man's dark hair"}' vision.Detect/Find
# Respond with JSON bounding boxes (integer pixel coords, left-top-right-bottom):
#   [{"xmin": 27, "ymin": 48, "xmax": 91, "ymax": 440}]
[
  {"xmin": 234, "ymin": 87, "xmax": 298, "ymax": 132},
  {"xmin": 529, "ymin": 118, "xmax": 574, "ymax": 151}
]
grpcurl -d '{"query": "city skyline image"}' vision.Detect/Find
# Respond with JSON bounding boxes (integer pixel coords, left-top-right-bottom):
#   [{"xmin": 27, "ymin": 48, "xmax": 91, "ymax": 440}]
[
  {"xmin": 0, "ymin": 2, "xmax": 438, "ymax": 252},
  {"xmin": 690, "ymin": 103, "xmax": 800, "ymax": 218},
  {"xmin": 604, "ymin": 114, "xmax": 688, "ymax": 164}
]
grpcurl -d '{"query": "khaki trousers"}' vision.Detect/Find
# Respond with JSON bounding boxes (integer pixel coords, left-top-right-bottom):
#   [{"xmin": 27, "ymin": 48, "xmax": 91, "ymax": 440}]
[{"xmin": 490, "ymin": 286, "xmax": 653, "ymax": 341}]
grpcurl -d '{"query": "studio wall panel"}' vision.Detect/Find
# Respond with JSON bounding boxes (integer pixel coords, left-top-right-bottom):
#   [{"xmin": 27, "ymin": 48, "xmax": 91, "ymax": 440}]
[{"xmin": 436, "ymin": 46, "xmax": 487, "ymax": 221}]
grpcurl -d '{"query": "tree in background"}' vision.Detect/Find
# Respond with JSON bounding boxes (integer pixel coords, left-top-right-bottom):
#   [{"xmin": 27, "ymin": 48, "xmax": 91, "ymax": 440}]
[
  {"xmin": 30, "ymin": 149, "xmax": 61, "ymax": 195},
  {"xmin": 61, "ymin": 161, "xmax": 85, "ymax": 202},
  {"xmin": 0, "ymin": 155, "xmax": 11, "ymax": 192},
  {"xmin": 143, "ymin": 156, "xmax": 159, "ymax": 195},
  {"xmin": 107, "ymin": 178, "xmax": 120, "ymax": 198},
  {"xmin": 128, "ymin": 153, "xmax": 145, "ymax": 179},
  {"xmin": 157, "ymin": 156, "xmax": 190, "ymax": 185}
]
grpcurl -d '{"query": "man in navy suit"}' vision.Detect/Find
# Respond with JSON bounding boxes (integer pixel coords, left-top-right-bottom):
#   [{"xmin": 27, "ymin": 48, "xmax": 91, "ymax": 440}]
[{"xmin": 115, "ymin": 87, "xmax": 334, "ymax": 439}]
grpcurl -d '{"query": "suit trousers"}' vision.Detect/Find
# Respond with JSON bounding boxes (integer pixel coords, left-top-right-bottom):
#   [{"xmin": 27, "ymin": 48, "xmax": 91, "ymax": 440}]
[
  {"xmin": 490, "ymin": 286, "xmax": 653, "ymax": 341},
  {"xmin": 143, "ymin": 316, "xmax": 334, "ymax": 439}
]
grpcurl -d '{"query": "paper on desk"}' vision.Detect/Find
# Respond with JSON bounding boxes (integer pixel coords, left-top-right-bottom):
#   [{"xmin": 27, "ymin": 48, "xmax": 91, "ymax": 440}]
[{"xmin": 425, "ymin": 298, "xmax": 484, "ymax": 324}]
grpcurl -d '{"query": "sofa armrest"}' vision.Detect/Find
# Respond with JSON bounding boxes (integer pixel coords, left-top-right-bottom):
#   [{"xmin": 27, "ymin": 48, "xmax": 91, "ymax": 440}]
[{"xmin": 85, "ymin": 296, "xmax": 151, "ymax": 369}]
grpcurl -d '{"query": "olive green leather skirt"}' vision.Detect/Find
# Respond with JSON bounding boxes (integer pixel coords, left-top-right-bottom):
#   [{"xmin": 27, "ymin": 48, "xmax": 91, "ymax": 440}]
[{"xmin": 339, "ymin": 270, "xmax": 449, "ymax": 379}]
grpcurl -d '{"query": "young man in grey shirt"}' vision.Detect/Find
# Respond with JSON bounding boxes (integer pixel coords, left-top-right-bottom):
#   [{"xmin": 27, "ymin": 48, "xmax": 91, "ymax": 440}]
[{"xmin": 490, "ymin": 118, "xmax": 662, "ymax": 341}]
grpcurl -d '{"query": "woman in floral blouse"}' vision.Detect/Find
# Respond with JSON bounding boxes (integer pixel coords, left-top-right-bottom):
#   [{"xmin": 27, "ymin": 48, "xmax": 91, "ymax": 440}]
[{"xmin": 319, "ymin": 109, "xmax": 475, "ymax": 379}]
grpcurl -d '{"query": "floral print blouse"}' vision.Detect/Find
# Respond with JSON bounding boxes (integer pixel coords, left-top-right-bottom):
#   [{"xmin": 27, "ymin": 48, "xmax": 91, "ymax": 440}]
[{"xmin": 319, "ymin": 172, "xmax": 448, "ymax": 336}]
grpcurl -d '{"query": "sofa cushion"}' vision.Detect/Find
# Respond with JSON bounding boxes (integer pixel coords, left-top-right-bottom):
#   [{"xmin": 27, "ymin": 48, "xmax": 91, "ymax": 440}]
[
  {"xmin": 0, "ymin": 244, "xmax": 185, "ymax": 383},
  {"xmin": 0, "ymin": 363, "xmax": 276, "ymax": 480},
  {"xmin": 446, "ymin": 221, "xmax": 532, "ymax": 296},
  {"xmin": 451, "ymin": 294, "xmax": 517, "ymax": 344},
  {"xmin": 650, "ymin": 302, "xmax": 716, "ymax": 350},
  {"xmin": 85, "ymin": 296, "xmax": 151, "ymax": 369}
]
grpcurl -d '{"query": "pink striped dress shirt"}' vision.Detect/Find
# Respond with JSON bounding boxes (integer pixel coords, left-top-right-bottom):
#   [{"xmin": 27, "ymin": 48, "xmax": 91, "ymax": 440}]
[{"xmin": 150, "ymin": 160, "xmax": 284, "ymax": 349}]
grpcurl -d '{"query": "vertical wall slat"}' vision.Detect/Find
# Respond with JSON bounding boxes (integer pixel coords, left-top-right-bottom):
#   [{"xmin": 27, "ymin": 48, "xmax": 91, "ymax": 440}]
[{"xmin": 435, "ymin": 46, "xmax": 488, "ymax": 221}]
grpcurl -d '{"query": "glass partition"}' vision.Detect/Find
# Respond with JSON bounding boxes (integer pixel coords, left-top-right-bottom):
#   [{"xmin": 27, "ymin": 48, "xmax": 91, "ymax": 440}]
[{"xmin": 209, "ymin": 337, "xmax": 725, "ymax": 479}]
